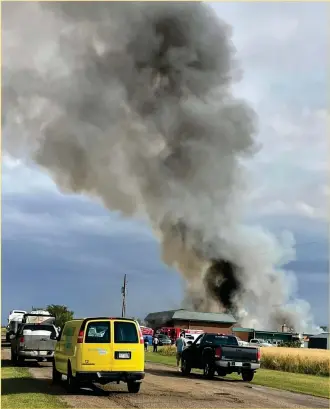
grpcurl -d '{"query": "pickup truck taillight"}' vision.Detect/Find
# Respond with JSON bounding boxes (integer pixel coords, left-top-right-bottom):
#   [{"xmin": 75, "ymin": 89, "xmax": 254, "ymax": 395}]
[
  {"xmin": 19, "ymin": 337, "xmax": 24, "ymax": 343},
  {"xmin": 215, "ymin": 346, "xmax": 222, "ymax": 359},
  {"xmin": 257, "ymin": 348, "xmax": 261, "ymax": 361}
]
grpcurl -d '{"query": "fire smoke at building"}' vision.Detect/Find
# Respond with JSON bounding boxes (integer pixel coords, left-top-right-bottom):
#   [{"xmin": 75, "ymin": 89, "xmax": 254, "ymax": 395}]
[{"xmin": 2, "ymin": 2, "xmax": 319, "ymax": 332}]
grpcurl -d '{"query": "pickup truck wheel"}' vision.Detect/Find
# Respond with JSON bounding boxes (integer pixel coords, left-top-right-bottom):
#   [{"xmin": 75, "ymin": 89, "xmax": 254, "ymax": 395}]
[
  {"xmin": 127, "ymin": 381, "xmax": 141, "ymax": 393},
  {"xmin": 52, "ymin": 363, "xmax": 62, "ymax": 384},
  {"xmin": 242, "ymin": 370, "xmax": 254, "ymax": 382},
  {"xmin": 181, "ymin": 359, "xmax": 191, "ymax": 376},
  {"xmin": 203, "ymin": 362, "xmax": 215, "ymax": 380}
]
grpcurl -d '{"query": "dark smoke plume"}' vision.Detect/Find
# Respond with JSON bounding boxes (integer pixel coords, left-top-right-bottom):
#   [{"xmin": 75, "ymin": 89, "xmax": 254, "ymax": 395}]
[
  {"xmin": 205, "ymin": 260, "xmax": 241, "ymax": 312},
  {"xmin": 2, "ymin": 1, "xmax": 319, "ymax": 332}
]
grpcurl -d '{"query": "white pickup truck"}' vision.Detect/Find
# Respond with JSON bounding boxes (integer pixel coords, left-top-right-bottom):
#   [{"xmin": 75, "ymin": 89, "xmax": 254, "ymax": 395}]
[
  {"xmin": 10, "ymin": 312, "xmax": 58, "ymax": 364},
  {"xmin": 249, "ymin": 338, "xmax": 273, "ymax": 347}
]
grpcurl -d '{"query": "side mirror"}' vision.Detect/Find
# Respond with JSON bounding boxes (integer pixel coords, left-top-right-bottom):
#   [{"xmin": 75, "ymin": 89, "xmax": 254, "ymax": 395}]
[{"xmin": 187, "ymin": 341, "xmax": 193, "ymax": 346}]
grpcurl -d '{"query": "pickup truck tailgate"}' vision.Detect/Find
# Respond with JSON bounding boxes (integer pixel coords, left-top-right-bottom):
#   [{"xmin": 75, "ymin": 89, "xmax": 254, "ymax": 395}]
[
  {"xmin": 221, "ymin": 346, "xmax": 258, "ymax": 362},
  {"xmin": 22, "ymin": 331, "xmax": 56, "ymax": 351}
]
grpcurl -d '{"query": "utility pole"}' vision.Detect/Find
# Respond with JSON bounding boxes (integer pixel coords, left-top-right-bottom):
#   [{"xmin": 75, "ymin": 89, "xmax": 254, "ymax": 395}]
[{"xmin": 121, "ymin": 274, "xmax": 127, "ymax": 318}]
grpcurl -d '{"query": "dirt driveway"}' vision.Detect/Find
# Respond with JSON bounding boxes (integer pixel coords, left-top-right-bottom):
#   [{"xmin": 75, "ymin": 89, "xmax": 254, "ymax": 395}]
[{"xmin": 1, "ymin": 345, "xmax": 328, "ymax": 408}]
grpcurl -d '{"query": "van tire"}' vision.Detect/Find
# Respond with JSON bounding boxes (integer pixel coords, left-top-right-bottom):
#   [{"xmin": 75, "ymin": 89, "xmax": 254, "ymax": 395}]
[
  {"xmin": 52, "ymin": 363, "xmax": 62, "ymax": 384},
  {"xmin": 127, "ymin": 381, "xmax": 141, "ymax": 393},
  {"xmin": 11, "ymin": 351, "xmax": 17, "ymax": 364},
  {"xmin": 66, "ymin": 364, "xmax": 79, "ymax": 393}
]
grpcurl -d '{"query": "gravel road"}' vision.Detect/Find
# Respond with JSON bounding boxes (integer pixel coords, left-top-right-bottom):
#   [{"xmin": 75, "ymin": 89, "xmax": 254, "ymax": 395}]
[{"xmin": 1, "ymin": 344, "xmax": 329, "ymax": 408}]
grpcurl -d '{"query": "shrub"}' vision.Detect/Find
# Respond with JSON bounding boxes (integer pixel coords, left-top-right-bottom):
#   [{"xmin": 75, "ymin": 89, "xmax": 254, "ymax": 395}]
[{"xmin": 159, "ymin": 345, "xmax": 176, "ymax": 356}]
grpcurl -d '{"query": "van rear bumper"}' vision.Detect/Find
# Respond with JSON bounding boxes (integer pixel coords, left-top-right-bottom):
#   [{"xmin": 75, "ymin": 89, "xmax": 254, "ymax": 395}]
[{"xmin": 75, "ymin": 371, "xmax": 145, "ymax": 384}]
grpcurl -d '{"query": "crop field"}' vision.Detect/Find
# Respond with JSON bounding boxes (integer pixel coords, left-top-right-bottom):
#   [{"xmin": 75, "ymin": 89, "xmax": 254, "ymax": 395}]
[
  {"xmin": 156, "ymin": 345, "xmax": 330, "ymax": 377},
  {"xmin": 260, "ymin": 346, "xmax": 330, "ymax": 376}
]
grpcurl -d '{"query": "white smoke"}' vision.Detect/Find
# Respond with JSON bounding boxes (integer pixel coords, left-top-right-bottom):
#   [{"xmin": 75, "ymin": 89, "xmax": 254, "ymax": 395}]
[{"xmin": 2, "ymin": 1, "xmax": 320, "ymax": 333}]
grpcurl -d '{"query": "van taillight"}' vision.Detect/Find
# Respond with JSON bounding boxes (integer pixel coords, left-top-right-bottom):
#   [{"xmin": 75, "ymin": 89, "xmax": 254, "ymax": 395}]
[
  {"xmin": 19, "ymin": 337, "xmax": 24, "ymax": 343},
  {"xmin": 257, "ymin": 348, "xmax": 261, "ymax": 361},
  {"xmin": 138, "ymin": 329, "xmax": 144, "ymax": 344},
  {"xmin": 77, "ymin": 330, "xmax": 84, "ymax": 343},
  {"xmin": 215, "ymin": 347, "xmax": 222, "ymax": 359}
]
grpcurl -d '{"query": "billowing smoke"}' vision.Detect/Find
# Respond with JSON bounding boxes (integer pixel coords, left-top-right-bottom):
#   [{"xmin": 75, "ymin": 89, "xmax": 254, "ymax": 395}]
[{"xmin": 2, "ymin": 2, "xmax": 319, "ymax": 332}]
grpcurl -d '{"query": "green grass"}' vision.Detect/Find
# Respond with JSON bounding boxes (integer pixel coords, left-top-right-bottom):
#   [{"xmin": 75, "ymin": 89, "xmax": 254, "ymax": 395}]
[
  {"xmin": 145, "ymin": 352, "xmax": 330, "ymax": 399},
  {"xmin": 1, "ymin": 365, "xmax": 68, "ymax": 408}
]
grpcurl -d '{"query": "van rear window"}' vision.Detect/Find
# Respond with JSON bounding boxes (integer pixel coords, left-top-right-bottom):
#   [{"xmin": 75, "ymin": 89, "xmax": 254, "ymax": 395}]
[
  {"xmin": 85, "ymin": 321, "xmax": 110, "ymax": 343},
  {"xmin": 114, "ymin": 321, "xmax": 138, "ymax": 344}
]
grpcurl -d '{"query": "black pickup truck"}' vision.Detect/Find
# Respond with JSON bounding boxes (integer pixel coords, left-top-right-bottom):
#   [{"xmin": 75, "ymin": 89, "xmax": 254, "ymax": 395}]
[{"xmin": 181, "ymin": 333, "xmax": 261, "ymax": 382}]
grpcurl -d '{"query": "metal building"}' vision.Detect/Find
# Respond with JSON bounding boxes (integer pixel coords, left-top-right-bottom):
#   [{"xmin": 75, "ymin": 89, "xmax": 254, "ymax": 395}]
[{"xmin": 308, "ymin": 333, "xmax": 330, "ymax": 350}]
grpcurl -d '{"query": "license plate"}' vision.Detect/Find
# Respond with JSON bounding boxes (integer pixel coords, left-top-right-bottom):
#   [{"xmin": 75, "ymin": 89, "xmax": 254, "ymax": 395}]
[
  {"xmin": 118, "ymin": 352, "xmax": 130, "ymax": 359},
  {"xmin": 39, "ymin": 351, "xmax": 47, "ymax": 356},
  {"xmin": 234, "ymin": 362, "xmax": 243, "ymax": 367}
]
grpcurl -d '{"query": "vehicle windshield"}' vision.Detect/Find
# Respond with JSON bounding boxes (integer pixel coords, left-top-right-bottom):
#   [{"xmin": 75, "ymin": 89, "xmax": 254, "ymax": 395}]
[{"xmin": 203, "ymin": 334, "xmax": 239, "ymax": 346}]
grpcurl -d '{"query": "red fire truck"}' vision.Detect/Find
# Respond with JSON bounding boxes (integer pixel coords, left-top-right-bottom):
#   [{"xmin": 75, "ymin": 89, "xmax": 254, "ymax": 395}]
[
  {"xmin": 157, "ymin": 327, "xmax": 204, "ymax": 343},
  {"xmin": 140, "ymin": 325, "xmax": 154, "ymax": 336}
]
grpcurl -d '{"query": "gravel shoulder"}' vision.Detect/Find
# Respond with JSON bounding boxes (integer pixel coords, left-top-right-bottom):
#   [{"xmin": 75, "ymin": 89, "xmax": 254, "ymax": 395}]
[{"xmin": 1, "ymin": 344, "xmax": 329, "ymax": 408}]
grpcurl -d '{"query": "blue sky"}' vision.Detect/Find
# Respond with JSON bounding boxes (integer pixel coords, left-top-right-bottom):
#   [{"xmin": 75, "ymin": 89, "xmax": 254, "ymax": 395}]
[{"xmin": 2, "ymin": 2, "xmax": 328, "ymax": 327}]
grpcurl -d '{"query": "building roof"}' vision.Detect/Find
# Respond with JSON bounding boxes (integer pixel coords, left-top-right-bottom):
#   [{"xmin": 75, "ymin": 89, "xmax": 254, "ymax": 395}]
[
  {"xmin": 233, "ymin": 327, "xmax": 254, "ymax": 332},
  {"xmin": 145, "ymin": 309, "xmax": 237, "ymax": 324},
  {"xmin": 309, "ymin": 332, "xmax": 330, "ymax": 339}
]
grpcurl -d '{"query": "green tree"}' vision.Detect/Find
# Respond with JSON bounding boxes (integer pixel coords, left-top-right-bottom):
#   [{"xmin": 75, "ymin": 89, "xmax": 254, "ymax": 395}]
[
  {"xmin": 46, "ymin": 305, "xmax": 74, "ymax": 328},
  {"xmin": 320, "ymin": 326, "xmax": 328, "ymax": 332}
]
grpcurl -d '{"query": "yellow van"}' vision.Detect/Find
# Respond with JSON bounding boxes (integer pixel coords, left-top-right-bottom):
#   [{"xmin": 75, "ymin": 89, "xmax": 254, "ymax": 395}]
[{"xmin": 52, "ymin": 317, "xmax": 145, "ymax": 393}]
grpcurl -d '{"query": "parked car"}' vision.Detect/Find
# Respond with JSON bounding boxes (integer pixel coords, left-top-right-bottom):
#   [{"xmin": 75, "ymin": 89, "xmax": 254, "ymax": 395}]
[
  {"xmin": 157, "ymin": 334, "xmax": 172, "ymax": 346},
  {"xmin": 271, "ymin": 340, "xmax": 282, "ymax": 347},
  {"xmin": 234, "ymin": 336, "xmax": 250, "ymax": 347},
  {"xmin": 181, "ymin": 333, "xmax": 261, "ymax": 382},
  {"xmin": 53, "ymin": 317, "xmax": 145, "ymax": 393},
  {"xmin": 10, "ymin": 323, "xmax": 58, "ymax": 364},
  {"xmin": 249, "ymin": 338, "xmax": 273, "ymax": 347}
]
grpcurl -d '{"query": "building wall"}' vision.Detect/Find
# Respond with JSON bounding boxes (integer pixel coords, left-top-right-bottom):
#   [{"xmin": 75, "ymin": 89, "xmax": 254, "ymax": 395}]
[
  {"xmin": 172, "ymin": 320, "xmax": 234, "ymax": 334},
  {"xmin": 232, "ymin": 330, "xmax": 252, "ymax": 342},
  {"xmin": 308, "ymin": 338, "xmax": 328, "ymax": 349}
]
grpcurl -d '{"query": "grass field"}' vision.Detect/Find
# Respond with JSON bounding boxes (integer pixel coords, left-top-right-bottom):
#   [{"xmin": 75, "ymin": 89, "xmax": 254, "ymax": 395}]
[
  {"xmin": 155, "ymin": 345, "xmax": 330, "ymax": 377},
  {"xmin": 1, "ymin": 366, "xmax": 67, "ymax": 408},
  {"xmin": 145, "ymin": 351, "xmax": 330, "ymax": 399}
]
